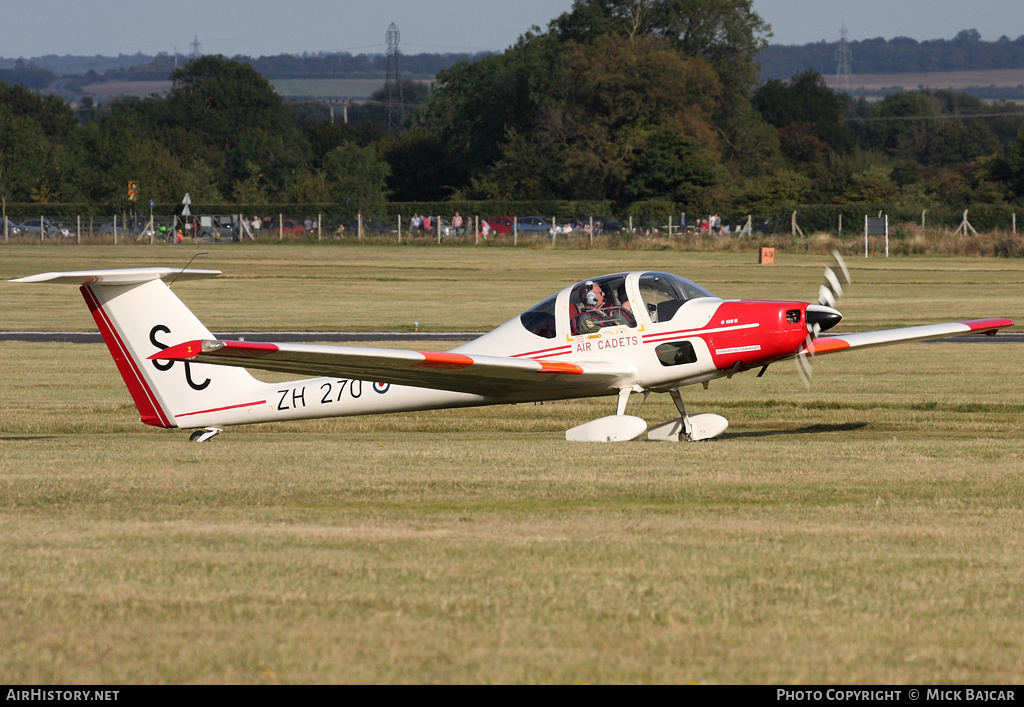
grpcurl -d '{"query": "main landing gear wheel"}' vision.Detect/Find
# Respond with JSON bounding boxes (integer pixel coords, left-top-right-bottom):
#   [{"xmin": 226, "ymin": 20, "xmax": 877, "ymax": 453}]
[
  {"xmin": 189, "ymin": 428, "xmax": 222, "ymax": 443},
  {"xmin": 646, "ymin": 389, "xmax": 729, "ymax": 442}
]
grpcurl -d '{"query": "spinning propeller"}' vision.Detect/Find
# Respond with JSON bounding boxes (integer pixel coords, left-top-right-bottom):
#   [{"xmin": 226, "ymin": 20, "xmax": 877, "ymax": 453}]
[{"xmin": 796, "ymin": 250, "xmax": 851, "ymax": 387}]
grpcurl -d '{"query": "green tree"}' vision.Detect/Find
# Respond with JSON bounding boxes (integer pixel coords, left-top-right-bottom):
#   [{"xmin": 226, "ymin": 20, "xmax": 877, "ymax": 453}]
[
  {"xmin": 383, "ymin": 128, "xmax": 462, "ymax": 201},
  {"xmin": 158, "ymin": 56, "xmax": 310, "ymax": 199},
  {"xmin": 1002, "ymin": 124, "xmax": 1024, "ymax": 198},
  {"xmin": 0, "ymin": 82, "xmax": 85, "ymax": 202},
  {"xmin": 421, "ymin": 31, "xmax": 563, "ymax": 183},
  {"xmin": 624, "ymin": 123, "xmax": 723, "ymax": 208},
  {"xmin": 552, "ymin": 0, "xmax": 771, "ymax": 89},
  {"xmin": 753, "ymin": 71, "xmax": 855, "ymax": 156},
  {"xmin": 322, "ymin": 144, "xmax": 391, "ymax": 213},
  {"xmin": 734, "ymin": 167, "xmax": 813, "ymax": 212},
  {"xmin": 452, "ymin": 33, "xmax": 724, "ymax": 201},
  {"xmin": 840, "ymin": 166, "xmax": 898, "ymax": 204},
  {"xmin": 77, "ymin": 100, "xmax": 189, "ymax": 203}
]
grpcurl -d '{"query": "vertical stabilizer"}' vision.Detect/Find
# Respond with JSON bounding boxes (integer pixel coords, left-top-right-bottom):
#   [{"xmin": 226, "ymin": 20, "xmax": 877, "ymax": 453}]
[{"xmin": 13, "ymin": 268, "xmax": 267, "ymax": 428}]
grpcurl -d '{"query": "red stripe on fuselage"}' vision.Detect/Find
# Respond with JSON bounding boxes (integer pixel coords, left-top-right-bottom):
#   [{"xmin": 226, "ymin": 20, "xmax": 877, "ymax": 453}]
[
  {"xmin": 512, "ymin": 344, "xmax": 572, "ymax": 359},
  {"xmin": 81, "ymin": 285, "xmax": 173, "ymax": 428},
  {"xmin": 175, "ymin": 400, "xmax": 267, "ymax": 418}
]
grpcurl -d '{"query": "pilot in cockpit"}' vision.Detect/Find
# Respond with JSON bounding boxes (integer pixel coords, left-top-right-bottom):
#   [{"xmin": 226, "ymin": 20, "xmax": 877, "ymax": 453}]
[{"xmin": 574, "ymin": 280, "xmax": 636, "ymax": 333}]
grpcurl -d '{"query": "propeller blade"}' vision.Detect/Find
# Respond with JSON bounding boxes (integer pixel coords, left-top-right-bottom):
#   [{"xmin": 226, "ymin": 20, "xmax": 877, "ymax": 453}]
[
  {"xmin": 823, "ymin": 267, "xmax": 843, "ymax": 300},
  {"xmin": 798, "ymin": 251, "xmax": 851, "ymax": 388},
  {"xmin": 818, "ymin": 283, "xmax": 837, "ymax": 308},
  {"xmin": 832, "ymin": 249, "xmax": 851, "ymax": 285},
  {"xmin": 817, "ymin": 250, "xmax": 852, "ymax": 308},
  {"xmin": 795, "ymin": 351, "xmax": 813, "ymax": 388}
]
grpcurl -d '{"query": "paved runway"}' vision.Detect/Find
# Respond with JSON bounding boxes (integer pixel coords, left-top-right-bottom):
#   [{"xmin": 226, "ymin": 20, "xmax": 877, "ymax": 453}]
[{"xmin": 1, "ymin": 330, "xmax": 1020, "ymax": 344}]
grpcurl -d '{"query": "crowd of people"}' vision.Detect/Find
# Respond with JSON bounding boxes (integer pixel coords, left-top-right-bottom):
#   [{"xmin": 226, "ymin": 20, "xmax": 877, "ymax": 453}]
[{"xmin": 165, "ymin": 212, "xmax": 734, "ymax": 242}]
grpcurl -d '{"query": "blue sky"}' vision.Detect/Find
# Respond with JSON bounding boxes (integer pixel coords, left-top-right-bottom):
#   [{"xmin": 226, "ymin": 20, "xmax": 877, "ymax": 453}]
[{"xmin": 4, "ymin": 0, "xmax": 1022, "ymax": 59}]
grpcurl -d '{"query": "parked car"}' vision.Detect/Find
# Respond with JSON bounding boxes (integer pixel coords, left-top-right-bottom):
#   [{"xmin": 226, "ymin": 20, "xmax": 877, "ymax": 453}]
[
  {"xmin": 1, "ymin": 218, "xmax": 21, "ymax": 236},
  {"xmin": 346, "ymin": 218, "xmax": 396, "ymax": 235},
  {"xmin": 98, "ymin": 220, "xmax": 164, "ymax": 236},
  {"xmin": 437, "ymin": 218, "xmax": 459, "ymax": 237},
  {"xmin": 284, "ymin": 219, "xmax": 307, "ymax": 234},
  {"xmin": 516, "ymin": 216, "xmax": 553, "ymax": 233},
  {"xmin": 18, "ymin": 218, "xmax": 72, "ymax": 238},
  {"xmin": 486, "ymin": 216, "xmax": 514, "ymax": 236}
]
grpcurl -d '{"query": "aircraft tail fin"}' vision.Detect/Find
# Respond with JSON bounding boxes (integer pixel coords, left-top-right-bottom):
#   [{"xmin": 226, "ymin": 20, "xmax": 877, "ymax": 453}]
[{"xmin": 12, "ymin": 268, "xmax": 267, "ymax": 429}]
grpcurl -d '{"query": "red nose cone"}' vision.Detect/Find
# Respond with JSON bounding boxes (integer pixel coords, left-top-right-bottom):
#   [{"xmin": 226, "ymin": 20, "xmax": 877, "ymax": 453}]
[{"xmin": 706, "ymin": 301, "xmax": 814, "ymax": 371}]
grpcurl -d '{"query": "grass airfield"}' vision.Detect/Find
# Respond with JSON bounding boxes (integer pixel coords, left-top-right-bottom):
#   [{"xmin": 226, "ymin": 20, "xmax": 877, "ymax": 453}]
[{"xmin": 1, "ymin": 244, "xmax": 1023, "ymax": 684}]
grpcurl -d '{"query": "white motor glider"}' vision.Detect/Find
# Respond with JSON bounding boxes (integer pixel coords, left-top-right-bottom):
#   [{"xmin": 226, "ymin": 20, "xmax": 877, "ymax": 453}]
[{"xmin": 12, "ymin": 261, "xmax": 1013, "ymax": 442}]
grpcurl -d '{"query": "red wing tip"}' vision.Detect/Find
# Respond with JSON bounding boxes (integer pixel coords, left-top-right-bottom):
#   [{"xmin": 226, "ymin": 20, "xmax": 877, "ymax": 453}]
[
  {"xmin": 148, "ymin": 339, "xmax": 280, "ymax": 360},
  {"xmin": 149, "ymin": 340, "xmax": 206, "ymax": 360},
  {"xmin": 963, "ymin": 318, "xmax": 1014, "ymax": 332}
]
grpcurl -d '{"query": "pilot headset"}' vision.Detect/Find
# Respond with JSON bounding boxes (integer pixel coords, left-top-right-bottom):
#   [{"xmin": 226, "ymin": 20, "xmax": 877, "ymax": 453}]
[{"xmin": 585, "ymin": 281, "xmax": 599, "ymax": 306}]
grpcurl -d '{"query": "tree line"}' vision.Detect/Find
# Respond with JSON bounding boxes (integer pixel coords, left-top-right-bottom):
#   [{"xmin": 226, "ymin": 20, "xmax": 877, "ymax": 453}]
[
  {"xmin": 3, "ymin": 0, "xmax": 1024, "ymax": 228},
  {"xmin": 760, "ymin": 29, "xmax": 1024, "ymax": 80}
]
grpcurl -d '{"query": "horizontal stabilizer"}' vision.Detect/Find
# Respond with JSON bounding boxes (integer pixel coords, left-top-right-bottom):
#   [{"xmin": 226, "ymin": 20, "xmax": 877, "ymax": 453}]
[{"xmin": 11, "ymin": 267, "xmax": 221, "ymax": 285}]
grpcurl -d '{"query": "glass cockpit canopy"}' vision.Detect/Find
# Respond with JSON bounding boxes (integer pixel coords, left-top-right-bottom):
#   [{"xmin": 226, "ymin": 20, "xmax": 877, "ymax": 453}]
[
  {"xmin": 637, "ymin": 272, "xmax": 718, "ymax": 323},
  {"xmin": 519, "ymin": 272, "xmax": 718, "ymax": 339}
]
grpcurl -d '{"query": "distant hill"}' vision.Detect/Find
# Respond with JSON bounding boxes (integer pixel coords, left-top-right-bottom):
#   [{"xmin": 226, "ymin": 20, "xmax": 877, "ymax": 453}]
[
  {"xmin": 7, "ymin": 33, "xmax": 1024, "ymax": 102},
  {"xmin": 759, "ymin": 30, "xmax": 1024, "ymax": 80},
  {"xmin": 0, "ymin": 50, "xmax": 488, "ymax": 80},
  {"xmin": 2, "ymin": 50, "xmax": 489, "ymax": 103},
  {"xmin": 821, "ymin": 69, "xmax": 1024, "ymax": 100}
]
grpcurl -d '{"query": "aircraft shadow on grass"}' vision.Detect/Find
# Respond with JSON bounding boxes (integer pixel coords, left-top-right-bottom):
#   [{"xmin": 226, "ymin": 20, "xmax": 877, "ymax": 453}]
[{"xmin": 720, "ymin": 422, "xmax": 869, "ymax": 440}]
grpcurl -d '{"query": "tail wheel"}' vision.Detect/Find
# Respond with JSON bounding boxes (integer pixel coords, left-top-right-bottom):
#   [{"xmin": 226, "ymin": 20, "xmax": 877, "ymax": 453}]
[{"xmin": 189, "ymin": 428, "xmax": 222, "ymax": 443}]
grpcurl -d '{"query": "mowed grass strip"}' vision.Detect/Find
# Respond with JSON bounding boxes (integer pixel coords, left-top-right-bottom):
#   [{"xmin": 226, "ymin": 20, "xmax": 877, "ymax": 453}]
[{"xmin": 0, "ymin": 246, "xmax": 1022, "ymax": 683}]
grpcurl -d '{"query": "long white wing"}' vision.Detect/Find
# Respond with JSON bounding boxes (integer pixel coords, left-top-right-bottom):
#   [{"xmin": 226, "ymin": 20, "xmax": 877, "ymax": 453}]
[
  {"xmin": 806, "ymin": 318, "xmax": 1013, "ymax": 356},
  {"xmin": 152, "ymin": 339, "xmax": 637, "ymax": 400}
]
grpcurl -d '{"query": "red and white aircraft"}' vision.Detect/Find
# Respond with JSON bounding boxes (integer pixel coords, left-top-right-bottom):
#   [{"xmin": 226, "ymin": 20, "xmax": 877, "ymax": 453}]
[{"xmin": 13, "ymin": 260, "xmax": 1013, "ymax": 442}]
